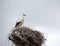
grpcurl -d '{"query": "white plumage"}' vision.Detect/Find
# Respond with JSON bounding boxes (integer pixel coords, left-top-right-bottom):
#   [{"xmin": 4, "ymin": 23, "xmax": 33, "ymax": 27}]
[{"xmin": 15, "ymin": 14, "xmax": 26, "ymax": 28}]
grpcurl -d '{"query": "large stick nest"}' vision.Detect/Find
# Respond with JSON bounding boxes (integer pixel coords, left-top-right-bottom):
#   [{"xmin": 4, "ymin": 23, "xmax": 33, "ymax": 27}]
[{"xmin": 8, "ymin": 26, "xmax": 45, "ymax": 46}]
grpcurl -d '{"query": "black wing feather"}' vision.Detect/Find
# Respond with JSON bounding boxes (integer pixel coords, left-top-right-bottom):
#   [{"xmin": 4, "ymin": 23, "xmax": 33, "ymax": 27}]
[{"xmin": 15, "ymin": 22, "xmax": 21, "ymax": 27}]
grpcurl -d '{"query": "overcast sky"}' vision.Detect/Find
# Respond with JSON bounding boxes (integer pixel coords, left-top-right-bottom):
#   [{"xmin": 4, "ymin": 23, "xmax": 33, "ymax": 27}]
[{"xmin": 0, "ymin": 0, "xmax": 60, "ymax": 46}]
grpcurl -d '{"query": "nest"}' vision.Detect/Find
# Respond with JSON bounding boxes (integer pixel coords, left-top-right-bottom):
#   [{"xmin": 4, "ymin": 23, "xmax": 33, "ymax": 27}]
[{"xmin": 8, "ymin": 26, "xmax": 45, "ymax": 46}]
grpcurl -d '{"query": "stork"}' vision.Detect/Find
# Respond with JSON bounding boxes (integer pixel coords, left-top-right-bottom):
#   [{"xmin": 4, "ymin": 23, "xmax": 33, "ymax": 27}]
[{"xmin": 15, "ymin": 14, "xmax": 26, "ymax": 28}]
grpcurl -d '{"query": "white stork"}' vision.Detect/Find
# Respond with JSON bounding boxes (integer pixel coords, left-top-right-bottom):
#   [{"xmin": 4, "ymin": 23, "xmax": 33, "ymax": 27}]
[{"xmin": 15, "ymin": 14, "xmax": 26, "ymax": 28}]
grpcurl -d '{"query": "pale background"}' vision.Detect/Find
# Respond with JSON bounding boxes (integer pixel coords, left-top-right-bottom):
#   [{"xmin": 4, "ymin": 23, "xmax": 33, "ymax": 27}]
[{"xmin": 0, "ymin": 0, "xmax": 60, "ymax": 46}]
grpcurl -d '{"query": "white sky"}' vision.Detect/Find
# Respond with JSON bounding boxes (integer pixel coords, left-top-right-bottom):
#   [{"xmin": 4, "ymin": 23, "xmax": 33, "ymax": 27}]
[{"xmin": 0, "ymin": 0, "xmax": 60, "ymax": 46}]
